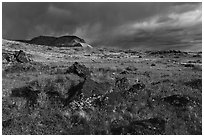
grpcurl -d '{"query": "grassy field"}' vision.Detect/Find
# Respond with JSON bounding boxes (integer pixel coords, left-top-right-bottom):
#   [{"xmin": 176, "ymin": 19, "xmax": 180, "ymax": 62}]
[{"xmin": 2, "ymin": 40, "xmax": 202, "ymax": 135}]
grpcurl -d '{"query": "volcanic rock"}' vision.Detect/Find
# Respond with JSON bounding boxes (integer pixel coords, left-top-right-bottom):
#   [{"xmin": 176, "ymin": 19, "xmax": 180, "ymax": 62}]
[
  {"xmin": 114, "ymin": 77, "xmax": 130, "ymax": 92},
  {"xmin": 129, "ymin": 83, "xmax": 146, "ymax": 91},
  {"xmin": 14, "ymin": 50, "xmax": 31, "ymax": 63},
  {"xmin": 184, "ymin": 79, "xmax": 202, "ymax": 90},
  {"xmin": 67, "ymin": 62, "xmax": 91, "ymax": 79},
  {"xmin": 127, "ymin": 117, "xmax": 166, "ymax": 135},
  {"xmin": 110, "ymin": 117, "xmax": 166, "ymax": 135},
  {"xmin": 125, "ymin": 66, "xmax": 138, "ymax": 71},
  {"xmin": 2, "ymin": 119, "xmax": 13, "ymax": 128},
  {"xmin": 2, "ymin": 52, "xmax": 13, "ymax": 62},
  {"xmin": 161, "ymin": 94, "xmax": 192, "ymax": 108},
  {"xmin": 64, "ymin": 80, "xmax": 86, "ymax": 105},
  {"xmin": 11, "ymin": 86, "xmax": 41, "ymax": 107},
  {"xmin": 3, "ymin": 50, "xmax": 31, "ymax": 63},
  {"xmin": 82, "ymin": 78, "xmax": 111, "ymax": 98}
]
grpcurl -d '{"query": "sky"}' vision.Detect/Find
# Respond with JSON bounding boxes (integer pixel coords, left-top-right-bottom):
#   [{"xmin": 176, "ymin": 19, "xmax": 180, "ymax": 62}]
[{"xmin": 2, "ymin": 2, "xmax": 202, "ymax": 51}]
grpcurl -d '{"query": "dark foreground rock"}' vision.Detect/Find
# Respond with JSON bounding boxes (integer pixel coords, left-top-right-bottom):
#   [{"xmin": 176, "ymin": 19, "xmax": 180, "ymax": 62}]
[
  {"xmin": 184, "ymin": 79, "xmax": 202, "ymax": 90},
  {"xmin": 64, "ymin": 80, "xmax": 86, "ymax": 105},
  {"xmin": 3, "ymin": 50, "xmax": 31, "ymax": 63},
  {"xmin": 14, "ymin": 50, "xmax": 31, "ymax": 63},
  {"xmin": 66, "ymin": 62, "xmax": 91, "ymax": 79},
  {"xmin": 128, "ymin": 83, "xmax": 146, "ymax": 92},
  {"xmin": 161, "ymin": 94, "xmax": 191, "ymax": 108},
  {"xmin": 157, "ymin": 94, "xmax": 202, "ymax": 135},
  {"xmin": 114, "ymin": 77, "xmax": 130, "ymax": 92},
  {"xmin": 110, "ymin": 117, "xmax": 166, "ymax": 135},
  {"xmin": 161, "ymin": 94, "xmax": 201, "ymax": 109},
  {"xmin": 11, "ymin": 86, "xmax": 40, "ymax": 108}
]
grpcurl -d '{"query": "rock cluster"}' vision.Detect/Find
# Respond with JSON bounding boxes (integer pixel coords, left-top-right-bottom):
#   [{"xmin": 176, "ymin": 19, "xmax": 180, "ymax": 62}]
[
  {"xmin": 110, "ymin": 117, "xmax": 166, "ymax": 135},
  {"xmin": 3, "ymin": 50, "xmax": 31, "ymax": 63},
  {"xmin": 149, "ymin": 50, "xmax": 183, "ymax": 55},
  {"xmin": 4, "ymin": 61, "xmax": 202, "ymax": 135}
]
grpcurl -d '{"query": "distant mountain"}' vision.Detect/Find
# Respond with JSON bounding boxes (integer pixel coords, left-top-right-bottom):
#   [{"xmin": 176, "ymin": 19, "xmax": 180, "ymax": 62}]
[{"xmin": 16, "ymin": 35, "xmax": 92, "ymax": 48}]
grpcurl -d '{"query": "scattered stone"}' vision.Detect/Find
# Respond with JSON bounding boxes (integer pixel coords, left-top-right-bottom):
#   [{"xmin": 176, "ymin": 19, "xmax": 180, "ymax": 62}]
[
  {"xmin": 2, "ymin": 53, "xmax": 12, "ymax": 62},
  {"xmin": 126, "ymin": 66, "xmax": 138, "ymax": 71},
  {"xmin": 82, "ymin": 78, "xmax": 111, "ymax": 98},
  {"xmin": 184, "ymin": 79, "xmax": 202, "ymax": 90},
  {"xmin": 192, "ymin": 54, "xmax": 201, "ymax": 58},
  {"xmin": 127, "ymin": 117, "xmax": 166, "ymax": 135},
  {"xmin": 11, "ymin": 86, "xmax": 41, "ymax": 107},
  {"xmin": 104, "ymin": 91, "xmax": 125, "ymax": 106},
  {"xmin": 151, "ymin": 81, "xmax": 161, "ymax": 85},
  {"xmin": 120, "ymin": 70, "xmax": 129, "ymax": 74},
  {"xmin": 114, "ymin": 77, "xmax": 130, "ymax": 92},
  {"xmin": 3, "ymin": 50, "xmax": 31, "ymax": 63},
  {"xmin": 59, "ymin": 80, "xmax": 85, "ymax": 105},
  {"xmin": 151, "ymin": 63, "xmax": 156, "ymax": 66},
  {"xmin": 60, "ymin": 77, "xmax": 111, "ymax": 105},
  {"xmin": 110, "ymin": 117, "xmax": 166, "ymax": 135},
  {"xmin": 128, "ymin": 83, "xmax": 146, "ymax": 92},
  {"xmin": 47, "ymin": 47, "xmax": 52, "ymax": 50},
  {"xmin": 184, "ymin": 64, "xmax": 195, "ymax": 67},
  {"xmin": 110, "ymin": 119, "xmax": 128, "ymax": 135},
  {"xmin": 67, "ymin": 62, "xmax": 91, "ymax": 78},
  {"xmin": 2, "ymin": 119, "xmax": 13, "ymax": 128},
  {"xmin": 161, "ymin": 94, "xmax": 191, "ymax": 108},
  {"xmin": 174, "ymin": 56, "xmax": 179, "ymax": 58},
  {"xmin": 149, "ymin": 50, "xmax": 182, "ymax": 55},
  {"xmin": 14, "ymin": 50, "xmax": 31, "ymax": 63}
]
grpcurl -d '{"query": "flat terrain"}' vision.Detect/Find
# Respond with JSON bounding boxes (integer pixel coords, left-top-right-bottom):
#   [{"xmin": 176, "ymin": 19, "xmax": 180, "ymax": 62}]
[{"xmin": 2, "ymin": 39, "xmax": 202, "ymax": 135}]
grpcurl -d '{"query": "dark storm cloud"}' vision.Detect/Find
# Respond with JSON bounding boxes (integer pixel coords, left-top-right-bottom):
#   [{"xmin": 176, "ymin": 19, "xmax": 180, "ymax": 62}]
[
  {"xmin": 2, "ymin": 2, "xmax": 202, "ymax": 51},
  {"xmin": 3, "ymin": 2, "xmax": 169, "ymax": 38}
]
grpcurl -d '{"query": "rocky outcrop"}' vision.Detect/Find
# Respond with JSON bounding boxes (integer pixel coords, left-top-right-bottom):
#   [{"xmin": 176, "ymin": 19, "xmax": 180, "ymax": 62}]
[
  {"xmin": 66, "ymin": 62, "xmax": 91, "ymax": 79},
  {"xmin": 114, "ymin": 77, "xmax": 130, "ymax": 92},
  {"xmin": 42, "ymin": 62, "xmax": 111, "ymax": 105},
  {"xmin": 3, "ymin": 50, "xmax": 31, "ymax": 63},
  {"xmin": 14, "ymin": 50, "xmax": 31, "ymax": 63},
  {"xmin": 128, "ymin": 83, "xmax": 146, "ymax": 92},
  {"xmin": 110, "ymin": 117, "xmax": 166, "ymax": 135},
  {"xmin": 184, "ymin": 79, "xmax": 202, "ymax": 90},
  {"xmin": 11, "ymin": 86, "xmax": 40, "ymax": 108}
]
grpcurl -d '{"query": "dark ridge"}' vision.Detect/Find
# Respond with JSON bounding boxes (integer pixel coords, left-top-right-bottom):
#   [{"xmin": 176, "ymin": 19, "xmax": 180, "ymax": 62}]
[
  {"xmin": 14, "ymin": 35, "xmax": 86, "ymax": 47},
  {"xmin": 15, "ymin": 40, "xmax": 30, "ymax": 43},
  {"xmin": 29, "ymin": 36, "xmax": 57, "ymax": 46}
]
